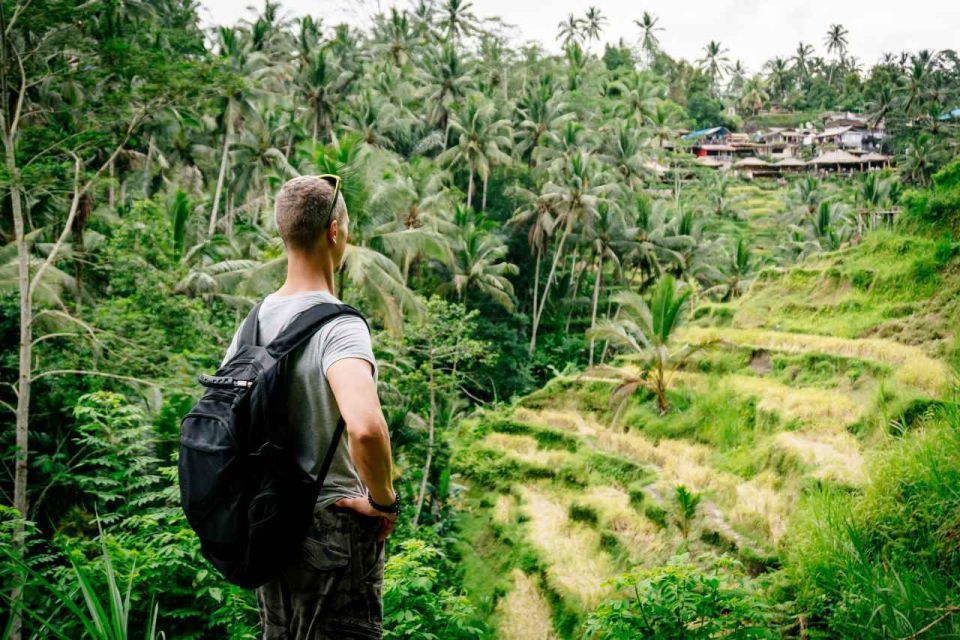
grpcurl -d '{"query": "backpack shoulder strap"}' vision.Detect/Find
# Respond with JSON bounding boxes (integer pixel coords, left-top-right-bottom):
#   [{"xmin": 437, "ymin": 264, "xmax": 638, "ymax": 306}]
[
  {"xmin": 238, "ymin": 302, "xmax": 263, "ymax": 347},
  {"xmin": 266, "ymin": 302, "xmax": 367, "ymax": 360}
]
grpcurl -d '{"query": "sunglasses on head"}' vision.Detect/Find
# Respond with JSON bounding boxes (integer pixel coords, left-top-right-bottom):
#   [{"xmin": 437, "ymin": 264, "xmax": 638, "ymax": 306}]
[{"xmin": 317, "ymin": 174, "xmax": 342, "ymax": 227}]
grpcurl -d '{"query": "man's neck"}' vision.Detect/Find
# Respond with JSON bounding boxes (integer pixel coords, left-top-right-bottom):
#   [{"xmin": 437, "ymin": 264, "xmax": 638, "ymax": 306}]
[{"xmin": 275, "ymin": 251, "xmax": 337, "ymax": 297}]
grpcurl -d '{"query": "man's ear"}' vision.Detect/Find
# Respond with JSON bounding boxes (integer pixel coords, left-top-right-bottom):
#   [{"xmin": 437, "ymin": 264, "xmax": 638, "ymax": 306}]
[{"xmin": 327, "ymin": 218, "xmax": 339, "ymax": 245}]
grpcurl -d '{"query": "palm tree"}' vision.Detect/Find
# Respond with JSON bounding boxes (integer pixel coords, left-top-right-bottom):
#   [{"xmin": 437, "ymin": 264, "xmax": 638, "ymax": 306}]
[
  {"xmin": 701, "ymin": 237, "xmax": 757, "ymax": 301},
  {"xmin": 583, "ymin": 6, "xmax": 606, "ymax": 45},
  {"xmin": 790, "ymin": 201, "xmax": 852, "ymax": 256},
  {"xmin": 624, "ymin": 195, "xmax": 692, "ymax": 287},
  {"xmin": 645, "ymin": 101, "xmax": 683, "ymax": 148},
  {"xmin": 727, "ymin": 60, "xmax": 747, "ymax": 96},
  {"xmin": 617, "ymin": 72, "xmax": 665, "ymax": 122},
  {"xmin": 509, "ymin": 184, "xmax": 555, "ymax": 328},
  {"xmin": 698, "ymin": 40, "xmax": 731, "ymax": 91},
  {"xmin": 602, "ymin": 122, "xmax": 650, "ymax": 187},
  {"xmin": 903, "ymin": 50, "xmax": 939, "ymax": 115},
  {"xmin": 228, "ymin": 114, "xmax": 290, "ymax": 228},
  {"xmin": 439, "ymin": 0, "xmax": 479, "ymax": 43},
  {"xmin": 824, "ymin": 24, "xmax": 849, "ymax": 84},
  {"xmin": 793, "ymin": 42, "xmax": 814, "ymax": 84},
  {"xmin": 633, "ymin": 11, "xmax": 663, "ymax": 62},
  {"xmin": 371, "ymin": 7, "xmax": 422, "ymax": 66},
  {"xmin": 902, "ymin": 134, "xmax": 942, "ymax": 186},
  {"xmin": 556, "ymin": 13, "xmax": 584, "ymax": 48},
  {"xmin": 704, "ymin": 172, "xmax": 744, "ymax": 219},
  {"xmin": 424, "ymin": 43, "xmax": 471, "ymax": 146},
  {"xmin": 298, "ymin": 46, "xmax": 354, "ymax": 146},
  {"xmin": 366, "ymin": 160, "xmax": 456, "ymax": 280},
  {"xmin": 589, "ymin": 274, "xmax": 713, "ymax": 417},
  {"xmin": 529, "ymin": 151, "xmax": 611, "ymax": 353},
  {"xmin": 438, "ymin": 92, "xmax": 513, "ymax": 210},
  {"xmin": 441, "ymin": 208, "xmax": 518, "ymax": 309},
  {"xmin": 765, "ymin": 57, "xmax": 792, "ymax": 104},
  {"xmin": 790, "ymin": 176, "xmax": 821, "ymax": 217},
  {"xmin": 674, "ymin": 485, "xmax": 702, "ymax": 541},
  {"xmin": 739, "ymin": 75, "xmax": 769, "ymax": 115},
  {"xmin": 207, "ymin": 26, "xmax": 270, "ymax": 236},
  {"xmin": 514, "ymin": 74, "xmax": 573, "ymax": 166},
  {"xmin": 580, "ymin": 203, "xmax": 629, "ymax": 366}
]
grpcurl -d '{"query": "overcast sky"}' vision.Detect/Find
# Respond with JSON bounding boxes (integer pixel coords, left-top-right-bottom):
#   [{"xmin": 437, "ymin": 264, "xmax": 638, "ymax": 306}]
[{"xmin": 199, "ymin": 0, "xmax": 960, "ymax": 73}]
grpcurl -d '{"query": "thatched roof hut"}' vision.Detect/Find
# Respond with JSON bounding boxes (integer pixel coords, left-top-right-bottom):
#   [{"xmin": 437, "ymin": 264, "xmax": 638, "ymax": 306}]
[
  {"xmin": 734, "ymin": 157, "xmax": 770, "ymax": 168},
  {"xmin": 860, "ymin": 152, "xmax": 892, "ymax": 168},
  {"xmin": 775, "ymin": 157, "xmax": 807, "ymax": 167},
  {"xmin": 696, "ymin": 156, "xmax": 725, "ymax": 168},
  {"xmin": 810, "ymin": 150, "xmax": 861, "ymax": 166}
]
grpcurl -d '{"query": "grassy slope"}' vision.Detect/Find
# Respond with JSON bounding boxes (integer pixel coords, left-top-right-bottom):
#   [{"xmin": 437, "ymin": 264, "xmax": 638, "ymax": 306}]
[{"xmin": 450, "ymin": 228, "xmax": 960, "ymax": 638}]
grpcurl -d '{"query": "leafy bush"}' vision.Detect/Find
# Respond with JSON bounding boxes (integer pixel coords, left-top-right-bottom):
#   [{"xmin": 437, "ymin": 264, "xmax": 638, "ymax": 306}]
[
  {"xmin": 383, "ymin": 539, "xmax": 483, "ymax": 640},
  {"xmin": 583, "ymin": 555, "xmax": 776, "ymax": 639},
  {"xmin": 785, "ymin": 404, "xmax": 960, "ymax": 637},
  {"xmin": 901, "ymin": 158, "xmax": 960, "ymax": 232}
]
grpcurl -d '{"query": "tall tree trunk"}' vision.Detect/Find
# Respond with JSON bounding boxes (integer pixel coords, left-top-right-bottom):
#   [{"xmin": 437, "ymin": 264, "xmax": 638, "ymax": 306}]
[
  {"xmin": 466, "ymin": 166, "xmax": 474, "ymax": 209},
  {"xmin": 108, "ymin": 157, "xmax": 115, "ymax": 208},
  {"xmin": 531, "ymin": 246, "xmax": 541, "ymax": 324},
  {"xmin": 413, "ymin": 349, "xmax": 436, "ymax": 526},
  {"xmin": 143, "ymin": 135, "xmax": 152, "ymax": 197},
  {"xmin": 312, "ymin": 102, "xmax": 320, "ymax": 144},
  {"xmin": 529, "ymin": 218, "xmax": 572, "ymax": 354},
  {"xmin": 208, "ymin": 120, "xmax": 231, "ymax": 237},
  {"xmin": 481, "ymin": 175, "xmax": 488, "ymax": 211},
  {"xmin": 564, "ymin": 248, "xmax": 581, "ymax": 334},
  {"xmin": 7, "ymin": 136, "xmax": 30, "ymax": 640},
  {"xmin": 226, "ymin": 191, "xmax": 235, "ymax": 236},
  {"xmin": 588, "ymin": 253, "xmax": 603, "ymax": 367},
  {"xmin": 600, "ymin": 298, "xmax": 616, "ymax": 364}
]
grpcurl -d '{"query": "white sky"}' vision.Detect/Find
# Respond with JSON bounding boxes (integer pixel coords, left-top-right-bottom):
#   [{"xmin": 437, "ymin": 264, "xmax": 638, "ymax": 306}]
[{"xmin": 199, "ymin": 0, "xmax": 960, "ymax": 74}]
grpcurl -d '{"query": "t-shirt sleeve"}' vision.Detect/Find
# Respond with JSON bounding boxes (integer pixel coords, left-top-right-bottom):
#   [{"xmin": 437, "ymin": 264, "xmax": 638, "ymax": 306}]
[
  {"xmin": 220, "ymin": 328, "xmax": 241, "ymax": 368},
  {"xmin": 320, "ymin": 316, "xmax": 378, "ymax": 380}
]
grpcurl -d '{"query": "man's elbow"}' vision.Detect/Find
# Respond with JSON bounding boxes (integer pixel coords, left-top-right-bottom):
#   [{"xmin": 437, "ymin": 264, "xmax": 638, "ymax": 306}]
[{"xmin": 345, "ymin": 413, "xmax": 388, "ymax": 443}]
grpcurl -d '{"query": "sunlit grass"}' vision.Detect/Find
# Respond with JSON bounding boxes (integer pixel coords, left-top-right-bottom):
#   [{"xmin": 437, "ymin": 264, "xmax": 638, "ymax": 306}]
[
  {"xmin": 482, "ymin": 433, "xmax": 577, "ymax": 469},
  {"xmin": 577, "ymin": 486, "xmax": 673, "ymax": 566},
  {"xmin": 517, "ymin": 485, "xmax": 616, "ymax": 611},
  {"xmin": 680, "ymin": 327, "xmax": 949, "ymax": 396},
  {"xmin": 493, "ymin": 494, "xmax": 517, "ymax": 525},
  {"xmin": 495, "ymin": 570, "xmax": 557, "ymax": 640},
  {"xmin": 773, "ymin": 431, "xmax": 866, "ymax": 487},
  {"xmin": 511, "ymin": 407, "xmax": 600, "ymax": 437}
]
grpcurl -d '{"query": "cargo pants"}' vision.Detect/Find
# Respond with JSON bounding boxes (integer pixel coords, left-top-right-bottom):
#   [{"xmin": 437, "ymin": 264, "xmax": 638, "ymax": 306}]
[{"xmin": 257, "ymin": 504, "xmax": 385, "ymax": 639}]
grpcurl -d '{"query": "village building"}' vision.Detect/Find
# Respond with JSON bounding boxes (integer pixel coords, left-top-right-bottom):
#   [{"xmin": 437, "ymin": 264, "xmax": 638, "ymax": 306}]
[{"xmin": 685, "ymin": 112, "xmax": 892, "ymax": 177}]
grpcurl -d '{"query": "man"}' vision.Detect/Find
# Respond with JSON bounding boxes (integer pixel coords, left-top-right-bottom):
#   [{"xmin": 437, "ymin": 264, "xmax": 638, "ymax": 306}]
[{"xmin": 222, "ymin": 175, "xmax": 398, "ymax": 639}]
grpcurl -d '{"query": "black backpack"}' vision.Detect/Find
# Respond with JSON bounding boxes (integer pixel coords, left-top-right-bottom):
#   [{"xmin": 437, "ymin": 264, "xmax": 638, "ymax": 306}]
[{"xmin": 178, "ymin": 301, "xmax": 365, "ymax": 589}]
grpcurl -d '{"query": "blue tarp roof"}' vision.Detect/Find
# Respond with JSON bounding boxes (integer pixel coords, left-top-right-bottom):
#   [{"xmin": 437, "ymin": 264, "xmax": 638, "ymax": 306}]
[
  {"xmin": 682, "ymin": 126, "xmax": 730, "ymax": 140},
  {"xmin": 939, "ymin": 108, "xmax": 960, "ymax": 121}
]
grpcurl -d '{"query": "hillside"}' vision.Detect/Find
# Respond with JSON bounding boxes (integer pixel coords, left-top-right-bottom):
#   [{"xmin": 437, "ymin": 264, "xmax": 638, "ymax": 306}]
[{"xmin": 450, "ymin": 230, "xmax": 960, "ymax": 638}]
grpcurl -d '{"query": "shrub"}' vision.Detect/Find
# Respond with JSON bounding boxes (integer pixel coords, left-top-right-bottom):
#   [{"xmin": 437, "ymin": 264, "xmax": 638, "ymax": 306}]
[
  {"xmin": 383, "ymin": 539, "xmax": 484, "ymax": 640},
  {"xmin": 583, "ymin": 555, "xmax": 777, "ymax": 639},
  {"xmin": 785, "ymin": 406, "xmax": 960, "ymax": 637},
  {"xmin": 569, "ymin": 504, "xmax": 599, "ymax": 526}
]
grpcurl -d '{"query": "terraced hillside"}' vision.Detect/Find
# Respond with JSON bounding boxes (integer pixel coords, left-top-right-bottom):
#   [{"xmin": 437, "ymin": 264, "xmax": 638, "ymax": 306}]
[{"xmin": 450, "ymin": 230, "xmax": 960, "ymax": 638}]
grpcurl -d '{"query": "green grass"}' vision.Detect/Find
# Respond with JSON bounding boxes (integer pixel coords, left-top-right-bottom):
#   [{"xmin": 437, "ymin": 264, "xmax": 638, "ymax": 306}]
[
  {"xmin": 454, "ymin": 223, "xmax": 960, "ymax": 639},
  {"xmin": 622, "ymin": 385, "xmax": 764, "ymax": 452},
  {"xmin": 734, "ymin": 231, "xmax": 957, "ymax": 341},
  {"xmin": 784, "ymin": 406, "xmax": 960, "ymax": 637}
]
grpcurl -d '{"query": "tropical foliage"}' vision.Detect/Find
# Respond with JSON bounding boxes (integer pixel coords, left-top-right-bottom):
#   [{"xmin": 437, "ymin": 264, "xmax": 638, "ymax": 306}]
[{"xmin": 1, "ymin": 1, "xmax": 959, "ymax": 638}]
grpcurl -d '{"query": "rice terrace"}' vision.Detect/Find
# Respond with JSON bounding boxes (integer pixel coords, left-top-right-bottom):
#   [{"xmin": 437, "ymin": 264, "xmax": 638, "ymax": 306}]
[{"xmin": 1, "ymin": 0, "xmax": 959, "ymax": 638}]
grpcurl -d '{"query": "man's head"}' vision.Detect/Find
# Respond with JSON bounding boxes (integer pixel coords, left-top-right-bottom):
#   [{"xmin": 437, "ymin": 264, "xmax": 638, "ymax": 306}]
[{"xmin": 275, "ymin": 175, "xmax": 349, "ymax": 268}]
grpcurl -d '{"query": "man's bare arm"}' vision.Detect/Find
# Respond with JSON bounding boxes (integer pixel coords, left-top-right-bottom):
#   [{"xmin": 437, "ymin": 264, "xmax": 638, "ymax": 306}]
[{"xmin": 326, "ymin": 357, "xmax": 395, "ymax": 506}]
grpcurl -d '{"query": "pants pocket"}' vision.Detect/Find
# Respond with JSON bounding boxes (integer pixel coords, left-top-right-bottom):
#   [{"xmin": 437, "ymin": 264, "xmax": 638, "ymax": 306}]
[{"xmin": 301, "ymin": 509, "xmax": 350, "ymax": 571}]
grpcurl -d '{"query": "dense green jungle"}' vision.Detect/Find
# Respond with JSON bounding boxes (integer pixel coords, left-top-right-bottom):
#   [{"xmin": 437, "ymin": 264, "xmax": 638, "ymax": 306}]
[{"xmin": 2, "ymin": 1, "xmax": 960, "ymax": 638}]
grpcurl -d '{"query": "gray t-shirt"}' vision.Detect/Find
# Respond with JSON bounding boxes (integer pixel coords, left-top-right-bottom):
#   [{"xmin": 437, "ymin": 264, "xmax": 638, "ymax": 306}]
[{"xmin": 222, "ymin": 291, "xmax": 378, "ymax": 509}]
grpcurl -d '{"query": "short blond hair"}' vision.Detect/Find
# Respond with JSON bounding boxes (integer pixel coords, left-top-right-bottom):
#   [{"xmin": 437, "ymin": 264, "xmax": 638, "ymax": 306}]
[{"xmin": 274, "ymin": 175, "xmax": 345, "ymax": 250}]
